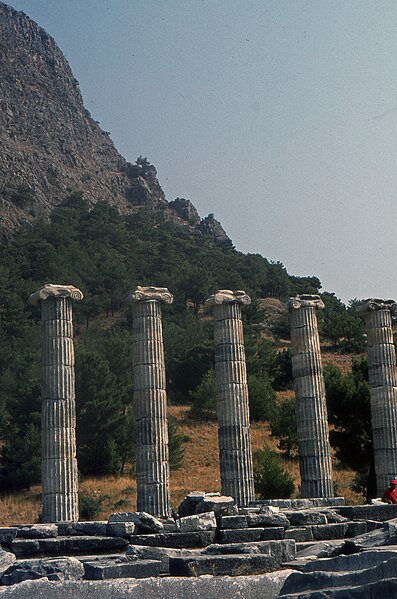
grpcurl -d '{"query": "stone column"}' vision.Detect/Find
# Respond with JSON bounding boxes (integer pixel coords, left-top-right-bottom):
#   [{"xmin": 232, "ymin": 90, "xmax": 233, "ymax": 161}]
[
  {"xmin": 357, "ymin": 298, "xmax": 397, "ymax": 495},
  {"xmin": 205, "ymin": 290, "xmax": 255, "ymax": 506},
  {"xmin": 29, "ymin": 284, "xmax": 83, "ymax": 522},
  {"xmin": 287, "ymin": 294, "xmax": 334, "ymax": 498},
  {"xmin": 128, "ymin": 286, "xmax": 172, "ymax": 517}
]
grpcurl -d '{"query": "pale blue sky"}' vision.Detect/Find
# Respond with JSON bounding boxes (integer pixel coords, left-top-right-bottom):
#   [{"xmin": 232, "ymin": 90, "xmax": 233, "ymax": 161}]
[{"xmin": 7, "ymin": 1, "xmax": 397, "ymax": 303}]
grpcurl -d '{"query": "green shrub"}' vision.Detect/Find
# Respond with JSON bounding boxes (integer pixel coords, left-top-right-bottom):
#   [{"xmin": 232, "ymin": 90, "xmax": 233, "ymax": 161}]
[
  {"xmin": 168, "ymin": 416, "xmax": 186, "ymax": 470},
  {"xmin": 269, "ymin": 396, "xmax": 298, "ymax": 458},
  {"xmin": 254, "ymin": 446, "xmax": 295, "ymax": 499},
  {"xmin": 248, "ymin": 373, "xmax": 276, "ymax": 421},
  {"xmin": 189, "ymin": 369, "xmax": 217, "ymax": 421},
  {"xmin": 79, "ymin": 494, "xmax": 104, "ymax": 520}
]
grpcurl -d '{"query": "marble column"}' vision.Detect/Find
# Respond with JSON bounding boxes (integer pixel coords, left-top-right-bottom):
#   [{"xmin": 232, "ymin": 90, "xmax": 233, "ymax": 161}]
[
  {"xmin": 287, "ymin": 294, "xmax": 334, "ymax": 498},
  {"xmin": 205, "ymin": 290, "xmax": 255, "ymax": 506},
  {"xmin": 128, "ymin": 286, "xmax": 172, "ymax": 517},
  {"xmin": 29, "ymin": 283, "xmax": 83, "ymax": 522},
  {"xmin": 357, "ymin": 298, "xmax": 397, "ymax": 495}
]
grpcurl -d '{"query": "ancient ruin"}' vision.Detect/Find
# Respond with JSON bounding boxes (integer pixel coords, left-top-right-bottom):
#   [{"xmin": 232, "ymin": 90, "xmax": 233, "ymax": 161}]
[
  {"xmin": 287, "ymin": 295, "xmax": 334, "ymax": 498},
  {"xmin": 357, "ymin": 298, "xmax": 397, "ymax": 495},
  {"xmin": 29, "ymin": 284, "xmax": 83, "ymax": 523},
  {"xmin": 205, "ymin": 290, "xmax": 255, "ymax": 506},
  {"xmin": 128, "ymin": 286, "xmax": 173, "ymax": 518}
]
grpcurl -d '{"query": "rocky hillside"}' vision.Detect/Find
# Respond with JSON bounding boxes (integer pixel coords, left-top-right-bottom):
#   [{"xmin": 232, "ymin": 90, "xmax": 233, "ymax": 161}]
[{"xmin": 0, "ymin": 2, "xmax": 228, "ymax": 242}]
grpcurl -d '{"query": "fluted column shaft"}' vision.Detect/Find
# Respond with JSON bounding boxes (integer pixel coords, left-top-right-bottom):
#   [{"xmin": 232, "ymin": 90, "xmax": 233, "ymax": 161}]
[
  {"xmin": 358, "ymin": 299, "xmax": 397, "ymax": 495},
  {"xmin": 288, "ymin": 295, "xmax": 333, "ymax": 498},
  {"xmin": 207, "ymin": 290, "xmax": 254, "ymax": 506},
  {"xmin": 30, "ymin": 284, "xmax": 83, "ymax": 522},
  {"xmin": 130, "ymin": 287, "xmax": 172, "ymax": 517}
]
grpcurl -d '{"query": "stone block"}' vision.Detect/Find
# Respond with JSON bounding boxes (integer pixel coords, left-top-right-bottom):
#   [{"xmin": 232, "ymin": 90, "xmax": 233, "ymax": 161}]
[
  {"xmin": 219, "ymin": 515, "xmax": 248, "ymax": 529},
  {"xmin": 105, "ymin": 522, "xmax": 136, "ymax": 538},
  {"xmin": 296, "ymin": 539, "xmax": 345, "ymax": 558},
  {"xmin": 341, "ymin": 525, "xmax": 393, "ymax": 552},
  {"xmin": 130, "ymin": 531, "xmax": 215, "ymax": 548},
  {"xmin": 285, "ymin": 527, "xmax": 314, "ymax": 542},
  {"xmin": 261, "ymin": 527, "xmax": 285, "ymax": 540},
  {"xmin": 303, "ymin": 549, "xmax": 397, "ymax": 573},
  {"xmin": 34, "ymin": 536, "xmax": 128, "ymax": 556},
  {"xmin": 238, "ymin": 507, "xmax": 260, "ymax": 515},
  {"xmin": 0, "ymin": 550, "xmax": 16, "ymax": 577},
  {"xmin": 216, "ymin": 528, "xmax": 264, "ymax": 544},
  {"xmin": 178, "ymin": 491, "xmax": 207, "ymax": 517},
  {"xmin": 204, "ymin": 539, "xmax": 296, "ymax": 563},
  {"xmin": 1, "ymin": 557, "xmax": 84, "ymax": 585},
  {"xmin": 345, "ymin": 521, "xmax": 367, "ymax": 538},
  {"xmin": 16, "ymin": 525, "xmax": 58, "ymax": 539},
  {"xmin": 311, "ymin": 523, "xmax": 348, "ymax": 541},
  {"xmin": 10, "ymin": 540, "xmax": 40, "ymax": 558},
  {"xmin": 178, "ymin": 511, "xmax": 217, "ymax": 532},
  {"xmin": 169, "ymin": 553, "xmax": 277, "ymax": 576},
  {"xmin": 284, "ymin": 511, "xmax": 327, "ymax": 526},
  {"xmin": 336, "ymin": 504, "xmax": 397, "ymax": 522},
  {"xmin": 195, "ymin": 495, "xmax": 237, "ymax": 517},
  {"xmin": 83, "ymin": 558, "xmax": 161, "ymax": 580},
  {"xmin": 108, "ymin": 511, "xmax": 164, "ymax": 533},
  {"xmin": 366, "ymin": 520, "xmax": 385, "ymax": 531},
  {"xmin": 57, "ymin": 522, "xmax": 107, "ymax": 536},
  {"xmin": 247, "ymin": 512, "xmax": 290, "ymax": 528},
  {"xmin": 126, "ymin": 545, "xmax": 202, "ymax": 573},
  {"xmin": 0, "ymin": 529, "xmax": 18, "ymax": 545}
]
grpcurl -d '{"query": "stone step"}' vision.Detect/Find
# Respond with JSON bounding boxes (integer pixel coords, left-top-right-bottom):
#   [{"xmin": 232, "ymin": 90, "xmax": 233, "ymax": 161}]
[
  {"xmin": 130, "ymin": 531, "xmax": 215, "ymax": 548},
  {"xmin": 83, "ymin": 558, "xmax": 161, "ymax": 580},
  {"xmin": 169, "ymin": 553, "xmax": 278, "ymax": 576},
  {"xmin": 215, "ymin": 527, "xmax": 269, "ymax": 544},
  {"xmin": 9, "ymin": 536, "xmax": 128, "ymax": 558},
  {"xmin": 126, "ymin": 545, "xmax": 203, "ymax": 573},
  {"xmin": 336, "ymin": 504, "xmax": 397, "ymax": 522},
  {"xmin": 251, "ymin": 497, "xmax": 345, "ymax": 510},
  {"xmin": 204, "ymin": 539, "xmax": 296, "ymax": 563}
]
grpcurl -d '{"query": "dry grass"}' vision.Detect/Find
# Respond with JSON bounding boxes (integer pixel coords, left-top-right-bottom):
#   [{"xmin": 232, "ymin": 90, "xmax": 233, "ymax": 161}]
[{"xmin": 1, "ymin": 398, "xmax": 362, "ymax": 524}]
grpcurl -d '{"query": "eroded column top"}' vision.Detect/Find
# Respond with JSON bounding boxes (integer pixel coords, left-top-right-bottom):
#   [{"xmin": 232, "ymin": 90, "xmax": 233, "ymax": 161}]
[
  {"xmin": 29, "ymin": 284, "xmax": 83, "ymax": 306},
  {"xmin": 286, "ymin": 294, "xmax": 325, "ymax": 310},
  {"xmin": 127, "ymin": 285, "xmax": 174, "ymax": 304},
  {"xmin": 356, "ymin": 298, "xmax": 397, "ymax": 314},
  {"xmin": 205, "ymin": 289, "xmax": 251, "ymax": 308}
]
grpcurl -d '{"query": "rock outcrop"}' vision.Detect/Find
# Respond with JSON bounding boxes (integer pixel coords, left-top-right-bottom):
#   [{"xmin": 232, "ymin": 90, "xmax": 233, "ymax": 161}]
[{"xmin": 0, "ymin": 1, "xmax": 229, "ymax": 244}]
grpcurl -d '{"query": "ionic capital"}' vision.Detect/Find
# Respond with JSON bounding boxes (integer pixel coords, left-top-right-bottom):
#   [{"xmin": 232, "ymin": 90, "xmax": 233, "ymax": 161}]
[
  {"xmin": 205, "ymin": 289, "xmax": 251, "ymax": 308},
  {"xmin": 29, "ymin": 284, "xmax": 84, "ymax": 306},
  {"xmin": 356, "ymin": 298, "xmax": 397, "ymax": 315},
  {"xmin": 286, "ymin": 294, "xmax": 325, "ymax": 310},
  {"xmin": 127, "ymin": 286, "xmax": 173, "ymax": 304}
]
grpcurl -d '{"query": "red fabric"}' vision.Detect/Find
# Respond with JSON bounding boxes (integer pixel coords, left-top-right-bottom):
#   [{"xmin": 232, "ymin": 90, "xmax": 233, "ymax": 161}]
[{"xmin": 383, "ymin": 487, "xmax": 397, "ymax": 504}]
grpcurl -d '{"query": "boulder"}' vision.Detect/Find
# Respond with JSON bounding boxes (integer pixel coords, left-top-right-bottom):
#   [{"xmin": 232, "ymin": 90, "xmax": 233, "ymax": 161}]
[
  {"xmin": 178, "ymin": 492, "xmax": 207, "ymax": 517},
  {"xmin": 1, "ymin": 557, "xmax": 84, "ymax": 586}
]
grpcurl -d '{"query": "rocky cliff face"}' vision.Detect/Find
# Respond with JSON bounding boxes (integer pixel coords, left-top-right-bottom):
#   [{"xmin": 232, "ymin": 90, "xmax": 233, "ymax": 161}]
[{"xmin": 0, "ymin": 2, "xmax": 229, "ymax": 243}]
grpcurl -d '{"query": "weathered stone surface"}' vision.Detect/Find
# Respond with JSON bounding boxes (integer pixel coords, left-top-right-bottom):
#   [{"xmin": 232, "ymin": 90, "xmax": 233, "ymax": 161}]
[
  {"xmin": 216, "ymin": 528, "xmax": 265, "ymax": 544},
  {"xmin": 0, "ymin": 530, "xmax": 18, "ymax": 545},
  {"xmin": 345, "ymin": 521, "xmax": 367, "ymax": 538},
  {"xmin": 204, "ymin": 539, "xmax": 296, "ymax": 562},
  {"xmin": 10, "ymin": 536, "xmax": 128, "ymax": 557},
  {"xmin": 178, "ymin": 512, "xmax": 216, "ymax": 533},
  {"xmin": 57, "ymin": 522, "xmax": 107, "ymax": 536},
  {"xmin": 1, "ymin": 557, "xmax": 84, "ymax": 585},
  {"xmin": 130, "ymin": 291, "xmax": 172, "ymax": 518},
  {"xmin": 287, "ymin": 295, "xmax": 334, "ymax": 498},
  {"xmin": 0, "ymin": 551, "xmax": 15, "ymax": 578},
  {"xmin": 206, "ymin": 291, "xmax": 254, "ymax": 506},
  {"xmin": 0, "ymin": 570, "xmax": 295, "ymax": 598},
  {"xmin": 251, "ymin": 498, "xmax": 344, "ymax": 509},
  {"xmin": 285, "ymin": 527, "xmax": 314, "ymax": 542},
  {"xmin": 261, "ymin": 527, "xmax": 285, "ymax": 540},
  {"xmin": 16, "ymin": 525, "xmax": 58, "ymax": 539},
  {"xmin": 247, "ymin": 512, "xmax": 290, "ymax": 528},
  {"xmin": 219, "ymin": 515, "xmax": 248, "ymax": 529},
  {"xmin": 83, "ymin": 558, "xmax": 161, "ymax": 580},
  {"xmin": 311, "ymin": 523, "xmax": 348, "ymax": 541},
  {"xmin": 195, "ymin": 495, "xmax": 237, "ymax": 517},
  {"xmin": 169, "ymin": 553, "xmax": 277, "ymax": 576},
  {"xmin": 9, "ymin": 541, "xmax": 40, "ymax": 558},
  {"xmin": 315, "ymin": 509, "xmax": 348, "ymax": 524},
  {"xmin": 284, "ymin": 511, "xmax": 327, "ymax": 526},
  {"xmin": 178, "ymin": 492, "xmax": 207, "ymax": 517},
  {"xmin": 302, "ymin": 549, "xmax": 397, "ymax": 572},
  {"xmin": 126, "ymin": 545, "xmax": 201, "ymax": 573},
  {"xmin": 130, "ymin": 531, "xmax": 216, "ymax": 548},
  {"xmin": 108, "ymin": 512, "xmax": 164, "ymax": 533},
  {"xmin": 31, "ymin": 287, "xmax": 82, "ymax": 523},
  {"xmin": 357, "ymin": 299, "xmax": 397, "ymax": 494},
  {"xmin": 336, "ymin": 504, "xmax": 397, "ymax": 521},
  {"xmin": 105, "ymin": 522, "xmax": 136, "ymax": 538}
]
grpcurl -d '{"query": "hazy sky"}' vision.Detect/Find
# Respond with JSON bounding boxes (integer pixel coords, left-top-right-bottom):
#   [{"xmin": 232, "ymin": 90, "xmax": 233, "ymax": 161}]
[{"xmin": 7, "ymin": 1, "xmax": 397, "ymax": 303}]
